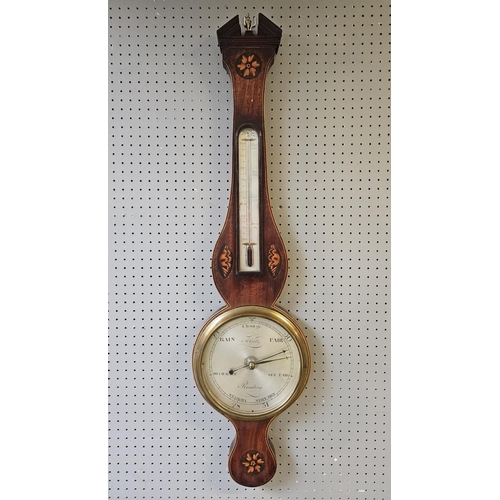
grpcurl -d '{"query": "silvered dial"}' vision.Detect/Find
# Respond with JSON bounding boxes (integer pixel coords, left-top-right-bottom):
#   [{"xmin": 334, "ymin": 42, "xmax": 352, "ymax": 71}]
[{"xmin": 193, "ymin": 306, "xmax": 309, "ymax": 421}]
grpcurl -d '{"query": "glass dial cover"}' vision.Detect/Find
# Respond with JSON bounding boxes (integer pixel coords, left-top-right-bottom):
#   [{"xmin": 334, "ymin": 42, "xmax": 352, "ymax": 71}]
[{"xmin": 193, "ymin": 306, "xmax": 309, "ymax": 420}]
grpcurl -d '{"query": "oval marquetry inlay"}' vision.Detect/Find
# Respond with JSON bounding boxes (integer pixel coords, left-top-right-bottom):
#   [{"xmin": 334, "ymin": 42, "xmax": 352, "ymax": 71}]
[
  {"xmin": 218, "ymin": 244, "xmax": 233, "ymax": 278},
  {"xmin": 267, "ymin": 244, "xmax": 281, "ymax": 278}
]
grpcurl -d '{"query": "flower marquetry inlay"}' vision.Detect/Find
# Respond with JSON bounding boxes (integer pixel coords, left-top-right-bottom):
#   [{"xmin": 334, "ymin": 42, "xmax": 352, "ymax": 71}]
[
  {"xmin": 236, "ymin": 53, "xmax": 262, "ymax": 79},
  {"xmin": 242, "ymin": 451, "xmax": 265, "ymax": 474}
]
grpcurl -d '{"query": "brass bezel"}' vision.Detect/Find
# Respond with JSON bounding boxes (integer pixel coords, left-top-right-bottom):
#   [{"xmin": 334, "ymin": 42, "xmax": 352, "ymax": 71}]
[{"xmin": 192, "ymin": 305, "xmax": 310, "ymax": 421}]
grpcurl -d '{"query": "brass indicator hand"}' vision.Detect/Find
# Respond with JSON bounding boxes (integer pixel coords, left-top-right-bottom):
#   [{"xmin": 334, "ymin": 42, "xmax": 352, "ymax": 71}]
[
  {"xmin": 254, "ymin": 349, "xmax": 288, "ymax": 365},
  {"xmin": 255, "ymin": 356, "xmax": 289, "ymax": 365},
  {"xmin": 229, "ymin": 350, "xmax": 288, "ymax": 375}
]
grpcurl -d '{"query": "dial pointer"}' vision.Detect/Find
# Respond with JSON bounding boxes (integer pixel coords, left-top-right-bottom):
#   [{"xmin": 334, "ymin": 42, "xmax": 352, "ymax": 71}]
[
  {"xmin": 228, "ymin": 363, "xmax": 247, "ymax": 375},
  {"xmin": 229, "ymin": 349, "xmax": 288, "ymax": 374},
  {"xmin": 255, "ymin": 356, "xmax": 289, "ymax": 365},
  {"xmin": 254, "ymin": 349, "xmax": 288, "ymax": 365}
]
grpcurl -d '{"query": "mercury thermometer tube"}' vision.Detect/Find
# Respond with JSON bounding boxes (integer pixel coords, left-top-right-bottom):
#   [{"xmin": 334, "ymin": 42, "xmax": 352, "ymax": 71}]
[{"xmin": 238, "ymin": 127, "xmax": 261, "ymax": 272}]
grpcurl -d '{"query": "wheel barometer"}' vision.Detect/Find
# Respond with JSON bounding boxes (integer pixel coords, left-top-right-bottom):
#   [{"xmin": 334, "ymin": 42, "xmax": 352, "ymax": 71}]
[{"xmin": 192, "ymin": 13, "xmax": 310, "ymax": 487}]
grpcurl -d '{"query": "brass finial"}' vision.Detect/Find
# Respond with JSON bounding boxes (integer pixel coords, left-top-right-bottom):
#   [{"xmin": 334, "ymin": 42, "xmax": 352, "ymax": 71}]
[{"xmin": 244, "ymin": 13, "xmax": 256, "ymax": 32}]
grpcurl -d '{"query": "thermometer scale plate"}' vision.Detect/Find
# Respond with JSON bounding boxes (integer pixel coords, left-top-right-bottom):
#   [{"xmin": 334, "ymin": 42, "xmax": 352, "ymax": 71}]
[{"xmin": 238, "ymin": 127, "xmax": 261, "ymax": 273}]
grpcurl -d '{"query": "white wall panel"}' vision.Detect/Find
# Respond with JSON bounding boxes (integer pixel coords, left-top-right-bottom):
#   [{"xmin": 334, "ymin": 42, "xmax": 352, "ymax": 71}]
[{"xmin": 109, "ymin": 1, "xmax": 390, "ymax": 498}]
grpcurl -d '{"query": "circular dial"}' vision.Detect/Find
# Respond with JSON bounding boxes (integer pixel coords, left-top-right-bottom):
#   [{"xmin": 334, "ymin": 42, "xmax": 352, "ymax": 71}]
[{"xmin": 193, "ymin": 306, "xmax": 309, "ymax": 420}]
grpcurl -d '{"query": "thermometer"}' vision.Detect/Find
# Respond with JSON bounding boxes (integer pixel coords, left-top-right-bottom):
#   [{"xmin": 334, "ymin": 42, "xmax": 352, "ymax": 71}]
[{"xmin": 238, "ymin": 127, "xmax": 261, "ymax": 273}]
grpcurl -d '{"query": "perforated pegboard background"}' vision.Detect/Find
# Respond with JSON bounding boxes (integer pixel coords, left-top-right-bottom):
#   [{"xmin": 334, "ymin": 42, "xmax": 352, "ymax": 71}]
[{"xmin": 108, "ymin": 0, "xmax": 390, "ymax": 498}]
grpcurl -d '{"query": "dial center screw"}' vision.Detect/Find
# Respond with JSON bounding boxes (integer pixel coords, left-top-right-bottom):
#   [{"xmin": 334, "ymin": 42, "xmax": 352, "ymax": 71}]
[{"xmin": 246, "ymin": 356, "xmax": 257, "ymax": 370}]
